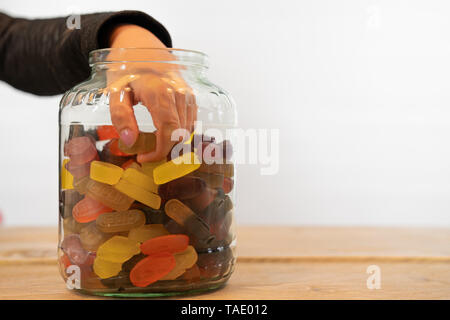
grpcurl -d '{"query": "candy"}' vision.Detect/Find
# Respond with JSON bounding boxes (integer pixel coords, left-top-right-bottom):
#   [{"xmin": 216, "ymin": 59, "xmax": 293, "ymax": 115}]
[
  {"xmin": 97, "ymin": 236, "xmax": 141, "ymax": 263},
  {"xmin": 114, "ymin": 179, "xmax": 161, "ymax": 209},
  {"xmin": 97, "ymin": 125, "xmax": 120, "ymax": 141},
  {"xmin": 68, "ymin": 123, "xmax": 85, "ymax": 140},
  {"xmin": 100, "ymin": 271, "xmax": 132, "ymax": 288},
  {"xmin": 90, "ymin": 161, "xmax": 124, "ymax": 185},
  {"xmin": 61, "ymin": 234, "xmax": 90, "ymax": 266},
  {"xmin": 61, "ymin": 159, "xmax": 74, "ymax": 189},
  {"xmin": 122, "ymin": 253, "xmax": 147, "ymax": 273},
  {"xmin": 140, "ymin": 234, "xmax": 189, "ymax": 255},
  {"xmin": 131, "ymin": 203, "xmax": 169, "ymax": 225},
  {"xmin": 193, "ymin": 172, "xmax": 224, "ymax": 189},
  {"xmin": 121, "ymin": 159, "xmax": 141, "ymax": 170},
  {"xmin": 141, "ymin": 160, "xmax": 166, "ymax": 177},
  {"xmin": 65, "ymin": 159, "xmax": 92, "ymax": 179},
  {"xmin": 197, "ymin": 247, "xmax": 234, "ymax": 278},
  {"xmin": 63, "ymin": 216, "xmax": 84, "ymax": 235},
  {"xmin": 128, "ymin": 224, "xmax": 170, "ymax": 243},
  {"xmin": 65, "ymin": 136, "xmax": 98, "ymax": 166},
  {"xmin": 100, "ymin": 139, "xmax": 134, "ymax": 167},
  {"xmin": 182, "ymin": 264, "xmax": 201, "ymax": 282},
  {"xmin": 184, "ymin": 188, "xmax": 218, "ymax": 213},
  {"xmin": 223, "ymin": 177, "xmax": 234, "ymax": 194},
  {"xmin": 153, "ymin": 152, "xmax": 201, "ymax": 185},
  {"xmin": 72, "ymin": 196, "xmax": 112, "ymax": 223},
  {"xmin": 129, "ymin": 253, "xmax": 176, "ymax": 287},
  {"xmin": 86, "ymin": 179, "xmax": 134, "ymax": 211},
  {"xmin": 122, "ymin": 168, "xmax": 158, "ymax": 194},
  {"xmin": 60, "ymin": 189, "xmax": 83, "ymax": 218},
  {"xmin": 96, "ymin": 210, "xmax": 145, "ymax": 233},
  {"xmin": 161, "ymin": 245, "xmax": 198, "ymax": 280},
  {"xmin": 118, "ymin": 131, "xmax": 156, "ymax": 155},
  {"xmin": 80, "ymin": 222, "xmax": 110, "ymax": 252},
  {"xmin": 93, "ymin": 257, "xmax": 122, "ymax": 279},
  {"xmin": 200, "ymin": 194, "xmax": 233, "ymax": 225},
  {"xmin": 158, "ymin": 176, "xmax": 206, "ymax": 201},
  {"xmin": 73, "ymin": 176, "xmax": 91, "ymax": 195},
  {"xmin": 164, "ymin": 199, "xmax": 214, "ymax": 246}
]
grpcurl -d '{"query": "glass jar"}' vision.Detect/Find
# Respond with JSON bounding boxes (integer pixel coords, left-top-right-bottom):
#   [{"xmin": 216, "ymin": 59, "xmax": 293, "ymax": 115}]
[{"xmin": 58, "ymin": 48, "xmax": 237, "ymax": 297}]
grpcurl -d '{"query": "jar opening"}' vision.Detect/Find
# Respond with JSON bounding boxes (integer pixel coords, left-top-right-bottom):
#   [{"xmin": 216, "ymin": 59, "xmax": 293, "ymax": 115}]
[{"xmin": 89, "ymin": 48, "xmax": 209, "ymax": 68}]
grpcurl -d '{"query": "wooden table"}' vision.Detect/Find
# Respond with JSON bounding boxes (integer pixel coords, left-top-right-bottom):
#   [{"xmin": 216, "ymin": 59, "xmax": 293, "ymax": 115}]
[{"xmin": 0, "ymin": 226, "xmax": 449, "ymax": 299}]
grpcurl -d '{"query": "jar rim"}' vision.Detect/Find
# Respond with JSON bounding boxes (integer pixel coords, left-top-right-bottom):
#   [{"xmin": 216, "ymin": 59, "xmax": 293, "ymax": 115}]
[{"xmin": 89, "ymin": 48, "xmax": 209, "ymax": 68}]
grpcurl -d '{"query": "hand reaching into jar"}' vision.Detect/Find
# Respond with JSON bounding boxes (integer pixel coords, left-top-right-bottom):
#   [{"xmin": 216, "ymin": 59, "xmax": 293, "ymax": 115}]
[{"xmin": 107, "ymin": 24, "xmax": 198, "ymax": 163}]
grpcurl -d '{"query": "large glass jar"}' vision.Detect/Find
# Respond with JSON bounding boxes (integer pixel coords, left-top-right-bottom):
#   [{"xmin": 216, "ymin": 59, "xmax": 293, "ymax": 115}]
[{"xmin": 58, "ymin": 48, "xmax": 236, "ymax": 297}]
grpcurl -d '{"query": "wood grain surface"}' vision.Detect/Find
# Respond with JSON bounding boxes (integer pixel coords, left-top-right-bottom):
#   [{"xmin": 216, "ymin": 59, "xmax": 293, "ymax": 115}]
[{"xmin": 0, "ymin": 226, "xmax": 449, "ymax": 299}]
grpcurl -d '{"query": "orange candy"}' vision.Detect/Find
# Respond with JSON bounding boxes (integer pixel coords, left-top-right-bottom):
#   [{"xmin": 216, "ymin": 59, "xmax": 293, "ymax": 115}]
[
  {"xmin": 129, "ymin": 253, "xmax": 176, "ymax": 287},
  {"xmin": 140, "ymin": 234, "xmax": 189, "ymax": 255},
  {"xmin": 72, "ymin": 196, "xmax": 112, "ymax": 223},
  {"xmin": 97, "ymin": 125, "xmax": 120, "ymax": 141},
  {"xmin": 108, "ymin": 139, "xmax": 132, "ymax": 156}
]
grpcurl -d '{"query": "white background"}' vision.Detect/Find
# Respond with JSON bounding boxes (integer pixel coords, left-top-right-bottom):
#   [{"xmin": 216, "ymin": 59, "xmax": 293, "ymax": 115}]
[{"xmin": 1, "ymin": 0, "xmax": 450, "ymax": 226}]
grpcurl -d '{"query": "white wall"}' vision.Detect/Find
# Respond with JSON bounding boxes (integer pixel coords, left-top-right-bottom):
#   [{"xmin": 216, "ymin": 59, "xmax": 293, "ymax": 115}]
[{"xmin": 1, "ymin": 0, "xmax": 450, "ymax": 226}]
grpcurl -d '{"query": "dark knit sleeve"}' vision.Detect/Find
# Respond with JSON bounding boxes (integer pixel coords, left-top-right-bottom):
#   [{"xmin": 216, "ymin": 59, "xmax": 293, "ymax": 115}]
[{"xmin": 0, "ymin": 10, "xmax": 172, "ymax": 96}]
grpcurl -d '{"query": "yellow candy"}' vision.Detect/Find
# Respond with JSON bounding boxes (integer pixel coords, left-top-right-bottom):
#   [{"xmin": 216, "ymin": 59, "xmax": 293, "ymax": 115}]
[
  {"xmin": 90, "ymin": 161, "xmax": 124, "ymax": 185},
  {"xmin": 96, "ymin": 236, "xmax": 140, "ymax": 263},
  {"xmin": 93, "ymin": 257, "xmax": 122, "ymax": 279},
  {"xmin": 153, "ymin": 152, "xmax": 201, "ymax": 185},
  {"xmin": 114, "ymin": 179, "xmax": 161, "ymax": 209},
  {"xmin": 128, "ymin": 224, "xmax": 170, "ymax": 243},
  {"xmin": 141, "ymin": 160, "xmax": 166, "ymax": 178},
  {"xmin": 161, "ymin": 245, "xmax": 198, "ymax": 280},
  {"xmin": 61, "ymin": 159, "xmax": 74, "ymax": 189},
  {"xmin": 122, "ymin": 168, "xmax": 158, "ymax": 194}
]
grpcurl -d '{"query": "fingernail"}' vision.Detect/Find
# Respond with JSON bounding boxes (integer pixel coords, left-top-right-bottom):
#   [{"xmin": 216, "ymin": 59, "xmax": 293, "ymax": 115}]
[{"xmin": 120, "ymin": 129, "xmax": 136, "ymax": 147}]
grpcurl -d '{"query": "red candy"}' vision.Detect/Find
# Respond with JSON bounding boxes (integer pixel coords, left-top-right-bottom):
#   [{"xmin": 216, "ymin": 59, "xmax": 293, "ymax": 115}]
[
  {"xmin": 130, "ymin": 253, "xmax": 176, "ymax": 287},
  {"xmin": 72, "ymin": 196, "xmax": 112, "ymax": 223},
  {"xmin": 223, "ymin": 177, "xmax": 234, "ymax": 194},
  {"xmin": 65, "ymin": 136, "xmax": 98, "ymax": 165},
  {"xmin": 65, "ymin": 154, "xmax": 99, "ymax": 178},
  {"xmin": 97, "ymin": 125, "xmax": 120, "ymax": 141},
  {"xmin": 140, "ymin": 234, "xmax": 189, "ymax": 255}
]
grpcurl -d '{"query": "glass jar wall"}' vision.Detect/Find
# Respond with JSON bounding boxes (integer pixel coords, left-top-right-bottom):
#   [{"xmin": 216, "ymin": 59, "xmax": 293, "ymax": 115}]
[{"xmin": 58, "ymin": 48, "xmax": 237, "ymax": 297}]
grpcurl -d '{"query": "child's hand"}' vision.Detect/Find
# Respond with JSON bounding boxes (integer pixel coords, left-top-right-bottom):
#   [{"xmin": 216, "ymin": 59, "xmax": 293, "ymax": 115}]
[{"xmin": 107, "ymin": 24, "xmax": 197, "ymax": 162}]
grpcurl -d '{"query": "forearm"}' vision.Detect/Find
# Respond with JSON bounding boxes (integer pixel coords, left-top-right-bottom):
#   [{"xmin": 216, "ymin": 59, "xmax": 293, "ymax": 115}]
[{"xmin": 0, "ymin": 11, "xmax": 172, "ymax": 96}]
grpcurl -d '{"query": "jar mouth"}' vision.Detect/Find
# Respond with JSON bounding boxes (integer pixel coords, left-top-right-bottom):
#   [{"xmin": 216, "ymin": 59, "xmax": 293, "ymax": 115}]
[{"xmin": 89, "ymin": 48, "xmax": 209, "ymax": 68}]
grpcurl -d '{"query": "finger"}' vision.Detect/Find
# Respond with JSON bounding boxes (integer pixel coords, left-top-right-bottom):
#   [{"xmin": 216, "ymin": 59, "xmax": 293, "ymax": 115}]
[
  {"xmin": 175, "ymin": 87, "xmax": 187, "ymax": 130},
  {"xmin": 185, "ymin": 88, "xmax": 198, "ymax": 133},
  {"xmin": 137, "ymin": 83, "xmax": 181, "ymax": 162},
  {"xmin": 109, "ymin": 88, "xmax": 138, "ymax": 147}
]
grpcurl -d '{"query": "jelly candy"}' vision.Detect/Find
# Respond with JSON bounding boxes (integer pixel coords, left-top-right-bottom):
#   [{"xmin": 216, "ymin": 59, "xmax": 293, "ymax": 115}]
[
  {"xmin": 164, "ymin": 199, "xmax": 215, "ymax": 246},
  {"xmin": 140, "ymin": 234, "xmax": 189, "ymax": 255},
  {"xmin": 223, "ymin": 177, "xmax": 234, "ymax": 194},
  {"xmin": 198, "ymin": 163, "xmax": 234, "ymax": 178},
  {"xmin": 118, "ymin": 131, "xmax": 156, "ymax": 155},
  {"xmin": 122, "ymin": 159, "xmax": 141, "ymax": 170},
  {"xmin": 161, "ymin": 245, "xmax": 198, "ymax": 280},
  {"xmin": 63, "ymin": 216, "xmax": 84, "ymax": 235},
  {"xmin": 153, "ymin": 152, "xmax": 201, "ymax": 185},
  {"xmin": 60, "ymin": 189, "xmax": 83, "ymax": 218},
  {"xmin": 128, "ymin": 224, "xmax": 170, "ymax": 243},
  {"xmin": 131, "ymin": 203, "xmax": 170, "ymax": 225},
  {"xmin": 211, "ymin": 210, "xmax": 233, "ymax": 241},
  {"xmin": 122, "ymin": 253, "xmax": 146, "ymax": 273},
  {"xmin": 122, "ymin": 168, "xmax": 158, "ymax": 194},
  {"xmin": 65, "ymin": 159, "xmax": 92, "ymax": 179},
  {"xmin": 129, "ymin": 252, "xmax": 176, "ymax": 287},
  {"xmin": 86, "ymin": 179, "xmax": 134, "ymax": 211},
  {"xmin": 158, "ymin": 176, "xmax": 206, "ymax": 201},
  {"xmin": 93, "ymin": 257, "xmax": 123, "ymax": 279},
  {"xmin": 61, "ymin": 234, "xmax": 90, "ymax": 266},
  {"xmin": 114, "ymin": 178, "xmax": 161, "ymax": 209},
  {"xmin": 61, "ymin": 159, "xmax": 74, "ymax": 189},
  {"xmin": 97, "ymin": 236, "xmax": 141, "ymax": 263},
  {"xmin": 96, "ymin": 210, "xmax": 145, "ymax": 233},
  {"xmin": 80, "ymin": 222, "xmax": 110, "ymax": 252},
  {"xmin": 197, "ymin": 247, "xmax": 234, "ymax": 278},
  {"xmin": 184, "ymin": 188, "xmax": 218, "ymax": 213},
  {"xmin": 68, "ymin": 123, "xmax": 85, "ymax": 140},
  {"xmin": 97, "ymin": 125, "xmax": 120, "ymax": 141},
  {"xmin": 90, "ymin": 161, "xmax": 124, "ymax": 185},
  {"xmin": 65, "ymin": 136, "xmax": 98, "ymax": 166},
  {"xmin": 72, "ymin": 196, "xmax": 112, "ymax": 223},
  {"xmin": 100, "ymin": 139, "xmax": 135, "ymax": 167},
  {"xmin": 182, "ymin": 264, "xmax": 201, "ymax": 282},
  {"xmin": 73, "ymin": 176, "xmax": 91, "ymax": 195},
  {"xmin": 193, "ymin": 172, "xmax": 224, "ymax": 189},
  {"xmin": 141, "ymin": 159, "xmax": 166, "ymax": 177},
  {"xmin": 200, "ymin": 194, "xmax": 233, "ymax": 226}
]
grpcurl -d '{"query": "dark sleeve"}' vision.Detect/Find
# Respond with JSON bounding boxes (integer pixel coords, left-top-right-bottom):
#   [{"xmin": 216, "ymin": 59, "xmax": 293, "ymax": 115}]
[{"xmin": 0, "ymin": 11, "xmax": 172, "ymax": 96}]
